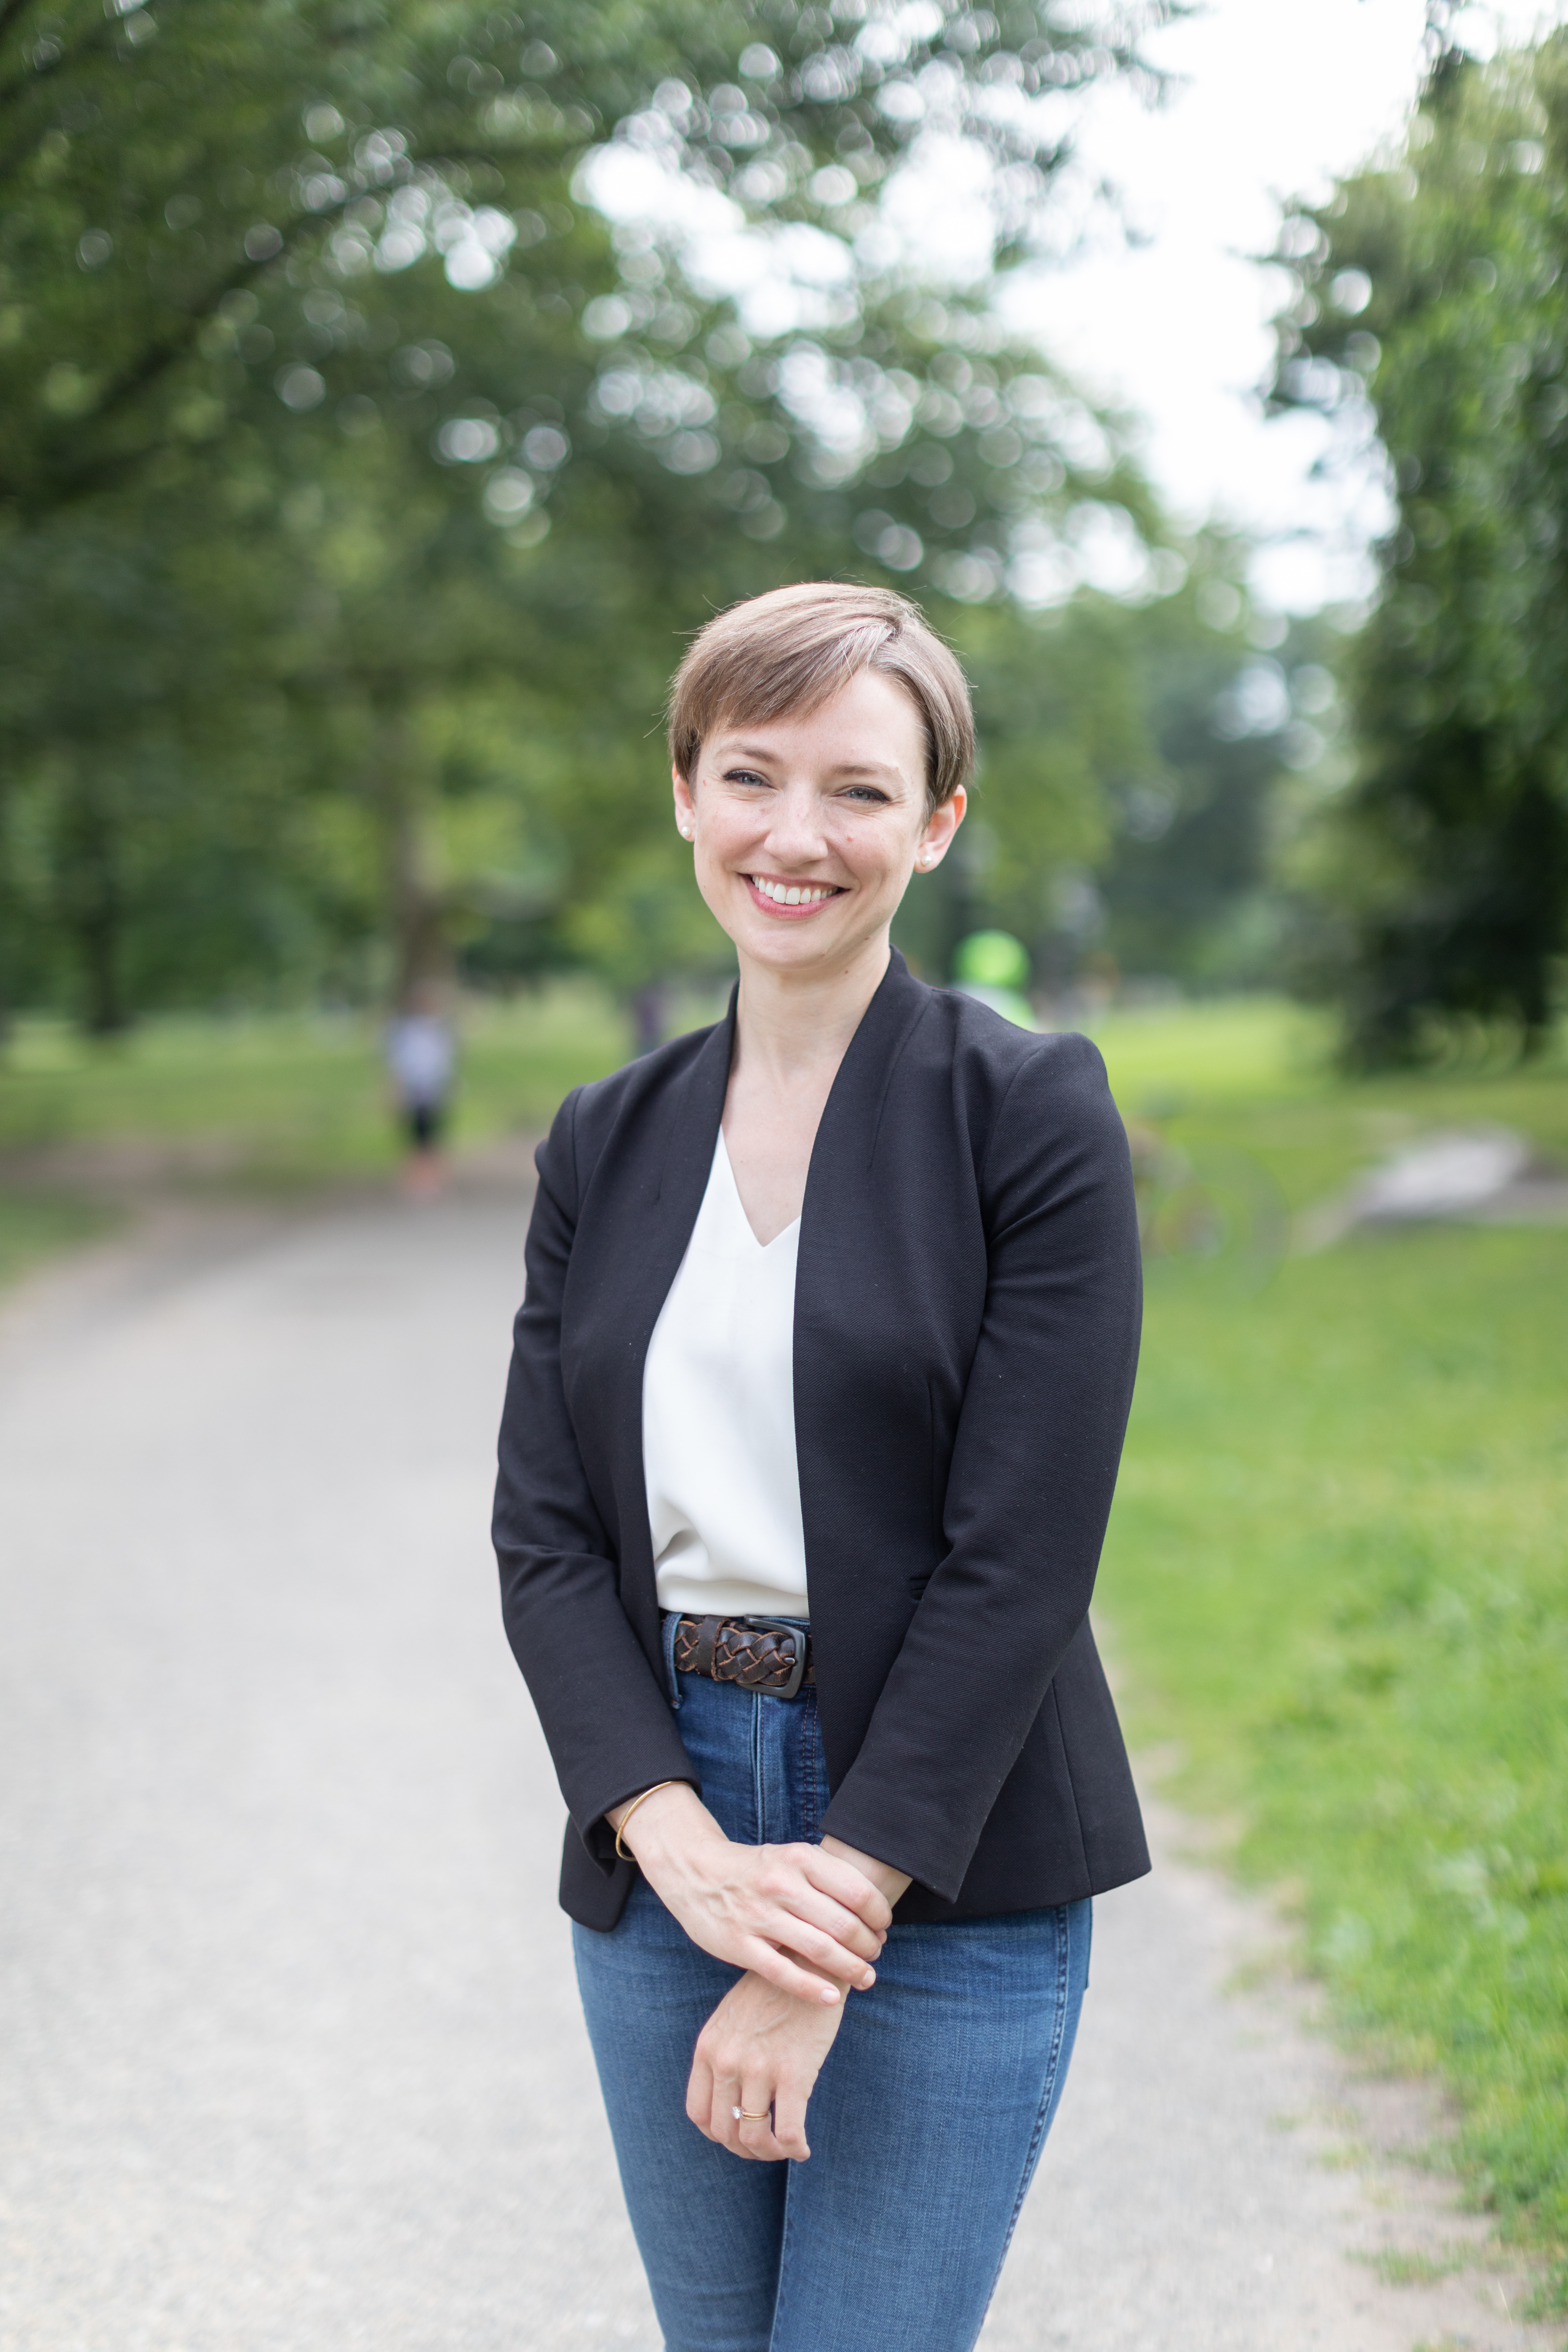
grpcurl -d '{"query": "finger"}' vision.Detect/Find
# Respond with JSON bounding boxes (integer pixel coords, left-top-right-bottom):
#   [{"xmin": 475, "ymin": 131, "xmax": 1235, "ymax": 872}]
[
  {"xmin": 771, "ymin": 1887, "xmax": 886, "ymax": 1962},
  {"xmin": 769, "ymin": 2080, "xmax": 811, "ymax": 2163},
  {"xmin": 693, "ymin": 2049, "xmax": 736, "ymax": 2144},
  {"xmin": 740, "ymin": 1940, "xmax": 846, "ymax": 2006},
  {"xmin": 735, "ymin": 2078, "xmax": 782, "ymax": 2163},
  {"xmin": 747, "ymin": 1886, "xmax": 880, "ymax": 1981},
  {"xmin": 718, "ymin": 2094, "xmax": 762, "ymax": 2161},
  {"xmin": 758, "ymin": 1914, "xmax": 877, "ymax": 1989},
  {"xmin": 747, "ymin": 1852, "xmax": 885, "ymax": 1949},
  {"xmin": 686, "ymin": 2053, "xmax": 718, "ymax": 2138},
  {"xmin": 753, "ymin": 1855, "xmax": 887, "ymax": 1942},
  {"xmin": 798, "ymin": 1849, "xmax": 895, "ymax": 1934},
  {"xmin": 771, "ymin": 1900, "xmax": 884, "ymax": 1975},
  {"xmin": 710, "ymin": 2075, "xmax": 743, "ymax": 2151}
]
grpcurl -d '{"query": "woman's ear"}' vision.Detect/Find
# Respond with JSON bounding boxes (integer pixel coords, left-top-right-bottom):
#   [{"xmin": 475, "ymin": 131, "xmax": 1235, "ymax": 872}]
[
  {"xmin": 915, "ymin": 783, "xmax": 966, "ymax": 872},
  {"xmin": 673, "ymin": 766, "xmax": 697, "ymax": 842}
]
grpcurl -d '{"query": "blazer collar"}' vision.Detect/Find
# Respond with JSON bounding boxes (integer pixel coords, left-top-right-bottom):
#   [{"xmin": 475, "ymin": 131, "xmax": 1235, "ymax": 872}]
[
  {"xmin": 655, "ymin": 944, "xmax": 928, "ymax": 1210},
  {"xmin": 804, "ymin": 947, "xmax": 931, "ymax": 1189},
  {"xmin": 655, "ymin": 987, "xmax": 734, "ymax": 1208}
]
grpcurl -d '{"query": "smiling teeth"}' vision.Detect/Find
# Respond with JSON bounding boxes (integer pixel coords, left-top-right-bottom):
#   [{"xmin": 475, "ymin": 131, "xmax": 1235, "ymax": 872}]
[{"xmin": 752, "ymin": 877, "xmax": 837, "ymax": 906}]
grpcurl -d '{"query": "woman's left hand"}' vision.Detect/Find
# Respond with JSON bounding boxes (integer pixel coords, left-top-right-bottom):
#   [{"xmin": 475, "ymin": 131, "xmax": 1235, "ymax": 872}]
[
  {"xmin": 685, "ymin": 1840, "xmax": 910, "ymax": 2163},
  {"xmin": 686, "ymin": 1968, "xmax": 845, "ymax": 2163}
]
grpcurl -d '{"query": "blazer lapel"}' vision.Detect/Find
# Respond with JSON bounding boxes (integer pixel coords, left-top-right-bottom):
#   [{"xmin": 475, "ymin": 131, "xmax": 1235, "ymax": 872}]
[
  {"xmin": 793, "ymin": 949, "xmax": 933, "ymax": 1611},
  {"xmin": 656, "ymin": 987, "xmax": 735, "ymax": 1213},
  {"xmin": 602, "ymin": 993, "xmax": 735, "ymax": 1608},
  {"xmin": 802, "ymin": 948, "xmax": 930, "ymax": 1188}
]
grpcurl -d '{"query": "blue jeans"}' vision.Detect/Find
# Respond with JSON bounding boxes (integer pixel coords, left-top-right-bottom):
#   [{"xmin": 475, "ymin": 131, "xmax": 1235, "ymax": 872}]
[{"xmin": 573, "ymin": 1620, "xmax": 1092, "ymax": 2352}]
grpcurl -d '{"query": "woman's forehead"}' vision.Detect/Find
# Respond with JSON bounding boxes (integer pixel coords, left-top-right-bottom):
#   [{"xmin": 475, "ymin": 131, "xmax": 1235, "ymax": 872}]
[{"xmin": 705, "ymin": 673, "xmax": 926, "ymax": 769}]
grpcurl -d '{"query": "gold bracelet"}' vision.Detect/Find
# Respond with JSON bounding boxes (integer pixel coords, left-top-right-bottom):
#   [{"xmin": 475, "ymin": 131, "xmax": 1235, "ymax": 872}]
[{"xmin": 612, "ymin": 1780, "xmax": 680, "ymax": 1862}]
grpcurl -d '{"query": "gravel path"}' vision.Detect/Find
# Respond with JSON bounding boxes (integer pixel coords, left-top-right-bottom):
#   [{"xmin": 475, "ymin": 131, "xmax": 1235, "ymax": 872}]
[{"xmin": 1, "ymin": 1182, "xmax": 1556, "ymax": 2352}]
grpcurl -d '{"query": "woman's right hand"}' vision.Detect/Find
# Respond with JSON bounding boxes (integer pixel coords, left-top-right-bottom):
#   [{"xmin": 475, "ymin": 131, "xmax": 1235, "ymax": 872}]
[{"xmin": 608, "ymin": 1782, "xmax": 891, "ymax": 2004}]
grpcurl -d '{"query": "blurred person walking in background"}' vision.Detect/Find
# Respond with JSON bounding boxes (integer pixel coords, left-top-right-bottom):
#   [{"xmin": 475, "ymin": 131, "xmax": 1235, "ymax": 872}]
[
  {"xmin": 493, "ymin": 584, "xmax": 1147, "ymax": 2352},
  {"xmin": 385, "ymin": 985, "xmax": 456, "ymax": 1201}
]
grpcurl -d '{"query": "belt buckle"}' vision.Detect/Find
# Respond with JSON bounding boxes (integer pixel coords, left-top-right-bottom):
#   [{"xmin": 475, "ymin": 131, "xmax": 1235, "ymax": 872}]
[{"xmin": 741, "ymin": 1617, "xmax": 806, "ymax": 1700}]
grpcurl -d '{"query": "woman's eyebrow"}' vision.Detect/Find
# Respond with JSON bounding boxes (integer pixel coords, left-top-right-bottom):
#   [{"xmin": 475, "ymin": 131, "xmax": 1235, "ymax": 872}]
[{"xmin": 716, "ymin": 742, "xmax": 903, "ymax": 781}]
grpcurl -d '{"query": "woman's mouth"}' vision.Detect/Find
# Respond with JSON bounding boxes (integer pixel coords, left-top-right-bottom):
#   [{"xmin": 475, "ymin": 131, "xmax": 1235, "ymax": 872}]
[{"xmin": 744, "ymin": 874, "xmax": 846, "ymax": 915}]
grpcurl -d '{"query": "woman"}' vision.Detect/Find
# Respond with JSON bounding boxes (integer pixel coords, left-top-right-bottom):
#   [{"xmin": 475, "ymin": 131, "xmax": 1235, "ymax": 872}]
[{"xmin": 493, "ymin": 582, "xmax": 1148, "ymax": 2352}]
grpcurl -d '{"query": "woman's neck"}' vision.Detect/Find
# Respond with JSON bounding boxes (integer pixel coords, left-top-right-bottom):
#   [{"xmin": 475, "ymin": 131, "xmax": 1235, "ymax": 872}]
[{"xmin": 732, "ymin": 931, "xmax": 891, "ymax": 1089}]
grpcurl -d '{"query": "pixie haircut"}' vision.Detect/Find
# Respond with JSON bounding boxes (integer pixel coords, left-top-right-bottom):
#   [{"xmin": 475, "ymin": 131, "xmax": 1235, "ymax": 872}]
[{"xmin": 667, "ymin": 582, "xmax": 975, "ymax": 811}]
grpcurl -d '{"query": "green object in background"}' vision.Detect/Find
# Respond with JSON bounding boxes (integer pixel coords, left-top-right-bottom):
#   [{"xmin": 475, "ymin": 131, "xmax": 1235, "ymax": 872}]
[
  {"xmin": 952, "ymin": 931, "xmax": 1037, "ymax": 1031},
  {"xmin": 953, "ymin": 930, "xmax": 1032, "ymax": 990}
]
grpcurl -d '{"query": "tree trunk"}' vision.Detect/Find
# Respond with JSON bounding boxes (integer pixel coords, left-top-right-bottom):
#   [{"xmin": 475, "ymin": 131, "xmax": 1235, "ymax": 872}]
[
  {"xmin": 365, "ymin": 697, "xmax": 451, "ymax": 1006},
  {"xmin": 56, "ymin": 758, "xmax": 131, "ymax": 1036}
]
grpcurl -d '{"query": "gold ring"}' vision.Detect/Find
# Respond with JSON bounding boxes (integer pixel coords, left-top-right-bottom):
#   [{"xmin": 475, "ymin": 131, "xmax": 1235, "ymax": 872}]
[{"xmin": 733, "ymin": 2106, "xmax": 770, "ymax": 2122}]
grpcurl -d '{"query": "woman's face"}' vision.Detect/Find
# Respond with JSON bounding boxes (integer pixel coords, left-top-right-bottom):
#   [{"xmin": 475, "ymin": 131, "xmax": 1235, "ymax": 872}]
[{"xmin": 673, "ymin": 669, "xmax": 965, "ymax": 978}]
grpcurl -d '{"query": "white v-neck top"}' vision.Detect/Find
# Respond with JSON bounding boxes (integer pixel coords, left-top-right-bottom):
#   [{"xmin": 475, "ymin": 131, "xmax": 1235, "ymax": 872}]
[{"xmin": 642, "ymin": 1130, "xmax": 810, "ymax": 1621}]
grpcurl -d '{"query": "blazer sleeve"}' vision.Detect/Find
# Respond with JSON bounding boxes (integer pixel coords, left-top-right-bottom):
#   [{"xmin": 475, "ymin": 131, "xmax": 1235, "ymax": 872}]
[
  {"xmin": 492, "ymin": 1088, "xmax": 697, "ymax": 1871},
  {"xmin": 818, "ymin": 1033, "xmax": 1142, "ymax": 1900}
]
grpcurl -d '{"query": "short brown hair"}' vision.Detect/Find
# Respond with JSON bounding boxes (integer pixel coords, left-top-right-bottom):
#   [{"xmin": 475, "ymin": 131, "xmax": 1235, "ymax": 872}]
[{"xmin": 667, "ymin": 582, "xmax": 974, "ymax": 810}]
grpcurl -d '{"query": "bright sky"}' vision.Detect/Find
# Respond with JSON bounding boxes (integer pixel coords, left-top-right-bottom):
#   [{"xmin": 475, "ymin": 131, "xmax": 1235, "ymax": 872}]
[
  {"xmin": 1006, "ymin": 0, "xmax": 1565, "ymax": 609},
  {"xmin": 581, "ymin": 2, "xmax": 1566, "ymax": 613}
]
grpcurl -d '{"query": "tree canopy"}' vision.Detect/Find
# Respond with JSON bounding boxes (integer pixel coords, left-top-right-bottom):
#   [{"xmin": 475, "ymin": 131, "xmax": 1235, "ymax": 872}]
[
  {"xmin": 3, "ymin": 0, "xmax": 1172, "ymax": 516},
  {"xmin": 2, "ymin": 0, "xmax": 1295, "ymax": 1033},
  {"xmin": 1272, "ymin": 30, "xmax": 1568, "ymax": 1059}
]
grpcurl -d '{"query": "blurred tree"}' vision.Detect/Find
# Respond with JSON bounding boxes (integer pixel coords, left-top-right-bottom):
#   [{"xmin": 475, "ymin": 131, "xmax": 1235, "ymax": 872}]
[
  {"xmin": 1, "ymin": 0, "xmax": 1175, "ymax": 519},
  {"xmin": 1, "ymin": 0, "xmax": 1185, "ymax": 1026},
  {"xmin": 893, "ymin": 547, "xmax": 1316, "ymax": 996},
  {"xmin": 1090, "ymin": 565, "xmax": 1336, "ymax": 992},
  {"xmin": 0, "ymin": 470, "xmax": 321, "ymax": 1030},
  {"xmin": 1271, "ymin": 28, "xmax": 1568, "ymax": 1060}
]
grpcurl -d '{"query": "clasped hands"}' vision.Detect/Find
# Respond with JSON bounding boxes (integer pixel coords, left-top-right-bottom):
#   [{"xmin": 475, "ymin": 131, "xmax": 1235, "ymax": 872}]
[{"xmin": 607, "ymin": 1782, "xmax": 908, "ymax": 2166}]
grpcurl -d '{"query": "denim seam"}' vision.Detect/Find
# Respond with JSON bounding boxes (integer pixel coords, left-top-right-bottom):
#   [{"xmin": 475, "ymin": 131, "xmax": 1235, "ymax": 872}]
[
  {"xmin": 750, "ymin": 1688, "xmax": 767, "ymax": 1847},
  {"xmin": 768, "ymin": 2159, "xmax": 805, "ymax": 2352},
  {"xmin": 800, "ymin": 1693, "xmax": 820, "ymax": 1844},
  {"xmin": 979, "ymin": 1903, "xmax": 1073, "ymax": 2327}
]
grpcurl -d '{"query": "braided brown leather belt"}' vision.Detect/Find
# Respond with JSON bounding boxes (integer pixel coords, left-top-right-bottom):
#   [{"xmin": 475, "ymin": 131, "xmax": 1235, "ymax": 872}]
[{"xmin": 671, "ymin": 1614, "xmax": 813, "ymax": 1700}]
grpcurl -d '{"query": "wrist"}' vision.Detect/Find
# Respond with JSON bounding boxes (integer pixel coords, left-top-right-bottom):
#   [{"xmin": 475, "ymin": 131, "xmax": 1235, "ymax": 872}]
[
  {"xmin": 609, "ymin": 1781, "xmax": 720, "ymax": 1874},
  {"xmin": 819, "ymin": 1835, "xmax": 911, "ymax": 1909}
]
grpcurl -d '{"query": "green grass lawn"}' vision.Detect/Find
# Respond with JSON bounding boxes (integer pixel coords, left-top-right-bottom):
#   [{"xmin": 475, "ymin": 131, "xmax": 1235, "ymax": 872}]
[
  {"xmin": 1093, "ymin": 999, "xmax": 1568, "ymax": 2314},
  {"xmin": 0, "ymin": 1188, "xmax": 115, "ymax": 1292},
  {"xmin": 0, "ymin": 986, "xmax": 636, "ymax": 1288},
  {"xmin": 0, "ymin": 983, "xmax": 634, "ymax": 1188},
  {"xmin": 2, "ymin": 985, "xmax": 1564, "ymax": 2303}
]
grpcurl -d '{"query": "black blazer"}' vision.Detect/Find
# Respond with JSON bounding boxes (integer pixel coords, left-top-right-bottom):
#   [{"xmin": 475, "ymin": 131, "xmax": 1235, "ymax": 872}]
[{"xmin": 493, "ymin": 950, "xmax": 1149, "ymax": 1931}]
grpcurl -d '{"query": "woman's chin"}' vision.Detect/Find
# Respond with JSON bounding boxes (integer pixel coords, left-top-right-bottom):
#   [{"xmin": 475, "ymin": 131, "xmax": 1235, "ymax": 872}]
[{"xmin": 736, "ymin": 912, "xmax": 865, "ymax": 970}]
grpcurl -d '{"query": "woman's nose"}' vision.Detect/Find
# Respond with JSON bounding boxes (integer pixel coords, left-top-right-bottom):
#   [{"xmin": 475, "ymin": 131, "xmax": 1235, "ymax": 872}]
[{"xmin": 765, "ymin": 788, "xmax": 831, "ymax": 863}]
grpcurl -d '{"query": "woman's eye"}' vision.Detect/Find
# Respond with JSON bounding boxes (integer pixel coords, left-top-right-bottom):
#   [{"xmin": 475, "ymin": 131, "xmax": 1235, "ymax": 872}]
[
  {"xmin": 724, "ymin": 769, "xmax": 770, "ymax": 788},
  {"xmin": 844, "ymin": 786, "xmax": 890, "ymax": 804}
]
